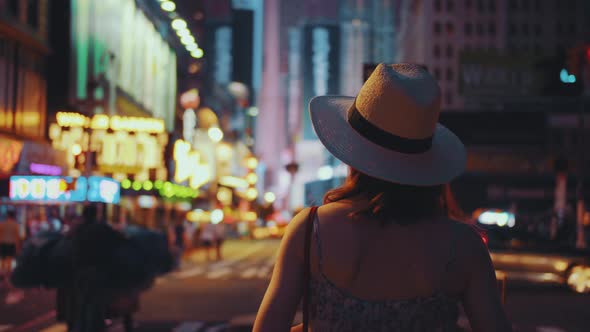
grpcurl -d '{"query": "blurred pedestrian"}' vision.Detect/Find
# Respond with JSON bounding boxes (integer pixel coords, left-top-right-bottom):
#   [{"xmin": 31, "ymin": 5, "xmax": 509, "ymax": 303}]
[
  {"xmin": 254, "ymin": 64, "xmax": 511, "ymax": 332},
  {"xmin": 82, "ymin": 204, "xmax": 99, "ymax": 224},
  {"xmin": 0, "ymin": 211, "xmax": 21, "ymax": 282},
  {"xmin": 214, "ymin": 222, "xmax": 225, "ymax": 261},
  {"xmin": 199, "ymin": 222, "xmax": 216, "ymax": 261}
]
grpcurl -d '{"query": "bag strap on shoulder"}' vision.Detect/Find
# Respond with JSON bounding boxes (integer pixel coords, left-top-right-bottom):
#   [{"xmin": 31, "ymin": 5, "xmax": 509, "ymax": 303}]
[{"xmin": 302, "ymin": 206, "xmax": 318, "ymax": 332}]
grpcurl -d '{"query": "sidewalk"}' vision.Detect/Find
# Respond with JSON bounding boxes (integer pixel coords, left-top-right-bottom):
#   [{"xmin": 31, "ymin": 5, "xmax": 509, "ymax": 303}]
[{"xmin": 0, "ymin": 279, "xmax": 55, "ymax": 330}]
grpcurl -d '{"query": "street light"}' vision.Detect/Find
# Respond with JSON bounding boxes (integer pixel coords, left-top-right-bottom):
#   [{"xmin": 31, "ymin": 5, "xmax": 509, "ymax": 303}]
[
  {"xmin": 171, "ymin": 18, "xmax": 187, "ymax": 30},
  {"xmin": 264, "ymin": 192, "xmax": 276, "ymax": 204},
  {"xmin": 208, "ymin": 127, "xmax": 223, "ymax": 142},
  {"xmin": 245, "ymin": 187, "xmax": 258, "ymax": 201},
  {"xmin": 211, "ymin": 209, "xmax": 224, "ymax": 224},
  {"xmin": 181, "ymin": 35, "xmax": 195, "ymax": 45},
  {"xmin": 177, "ymin": 28, "xmax": 190, "ymax": 37},
  {"xmin": 191, "ymin": 48, "xmax": 204, "ymax": 59},
  {"xmin": 160, "ymin": 1, "xmax": 175, "ymax": 12},
  {"xmin": 246, "ymin": 173, "xmax": 258, "ymax": 185},
  {"xmin": 71, "ymin": 144, "xmax": 82, "ymax": 156},
  {"xmin": 245, "ymin": 156, "xmax": 258, "ymax": 170}
]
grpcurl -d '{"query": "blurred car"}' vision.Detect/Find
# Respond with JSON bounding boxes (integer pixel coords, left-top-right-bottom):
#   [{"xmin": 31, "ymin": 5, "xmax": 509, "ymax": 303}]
[{"xmin": 475, "ymin": 210, "xmax": 590, "ymax": 294}]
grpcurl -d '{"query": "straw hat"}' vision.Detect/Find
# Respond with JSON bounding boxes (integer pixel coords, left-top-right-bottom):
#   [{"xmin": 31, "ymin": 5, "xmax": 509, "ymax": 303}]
[{"xmin": 310, "ymin": 63, "xmax": 466, "ymax": 186}]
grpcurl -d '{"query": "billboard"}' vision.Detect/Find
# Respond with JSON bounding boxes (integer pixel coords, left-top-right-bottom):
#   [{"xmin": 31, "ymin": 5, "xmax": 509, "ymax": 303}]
[
  {"xmin": 301, "ymin": 24, "xmax": 340, "ymax": 140},
  {"xmin": 9, "ymin": 175, "xmax": 121, "ymax": 204},
  {"xmin": 71, "ymin": 0, "xmax": 177, "ymax": 130},
  {"xmin": 459, "ymin": 51, "xmax": 541, "ymax": 97}
]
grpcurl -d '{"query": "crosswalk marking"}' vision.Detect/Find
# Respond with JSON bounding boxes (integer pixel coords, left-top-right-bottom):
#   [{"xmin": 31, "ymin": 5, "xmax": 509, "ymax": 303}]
[
  {"xmin": 536, "ymin": 327, "xmax": 566, "ymax": 332},
  {"xmin": 173, "ymin": 266, "xmax": 205, "ymax": 279},
  {"xmin": 205, "ymin": 323, "xmax": 228, "ymax": 332},
  {"xmin": 206, "ymin": 267, "xmax": 233, "ymax": 279},
  {"xmin": 173, "ymin": 321, "xmax": 206, "ymax": 332},
  {"xmin": 240, "ymin": 267, "xmax": 259, "ymax": 279},
  {"xmin": 40, "ymin": 323, "xmax": 67, "ymax": 332},
  {"xmin": 160, "ymin": 242, "xmax": 278, "ymax": 281}
]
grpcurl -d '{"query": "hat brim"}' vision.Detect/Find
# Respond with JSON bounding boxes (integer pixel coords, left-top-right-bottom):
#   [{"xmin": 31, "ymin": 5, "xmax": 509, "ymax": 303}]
[{"xmin": 310, "ymin": 96, "xmax": 466, "ymax": 186}]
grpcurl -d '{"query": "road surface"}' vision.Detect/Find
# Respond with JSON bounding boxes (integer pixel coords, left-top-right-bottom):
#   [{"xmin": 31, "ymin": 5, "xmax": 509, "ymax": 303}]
[{"xmin": 2, "ymin": 239, "xmax": 589, "ymax": 331}]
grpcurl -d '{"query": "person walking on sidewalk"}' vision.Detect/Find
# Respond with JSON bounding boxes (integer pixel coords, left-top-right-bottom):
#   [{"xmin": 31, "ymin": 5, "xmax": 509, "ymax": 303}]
[
  {"xmin": 255, "ymin": 64, "xmax": 511, "ymax": 332},
  {"xmin": 0, "ymin": 211, "xmax": 21, "ymax": 282}
]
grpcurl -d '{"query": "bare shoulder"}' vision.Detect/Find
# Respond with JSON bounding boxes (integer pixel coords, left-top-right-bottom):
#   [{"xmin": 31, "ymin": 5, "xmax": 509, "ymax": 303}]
[
  {"xmin": 447, "ymin": 219, "xmax": 491, "ymax": 264},
  {"xmin": 282, "ymin": 207, "xmax": 314, "ymax": 260}
]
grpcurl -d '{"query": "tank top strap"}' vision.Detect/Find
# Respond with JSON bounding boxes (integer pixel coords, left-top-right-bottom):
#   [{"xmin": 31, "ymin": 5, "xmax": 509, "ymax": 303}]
[
  {"xmin": 439, "ymin": 222, "xmax": 460, "ymax": 292},
  {"xmin": 313, "ymin": 211, "xmax": 324, "ymax": 272}
]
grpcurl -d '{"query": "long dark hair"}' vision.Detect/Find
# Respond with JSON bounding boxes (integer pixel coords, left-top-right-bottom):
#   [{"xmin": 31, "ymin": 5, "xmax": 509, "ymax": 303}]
[{"xmin": 323, "ymin": 168, "xmax": 446, "ymax": 225}]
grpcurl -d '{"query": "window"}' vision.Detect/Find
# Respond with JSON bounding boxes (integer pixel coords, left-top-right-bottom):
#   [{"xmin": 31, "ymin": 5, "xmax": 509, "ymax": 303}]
[
  {"xmin": 568, "ymin": 1, "xmax": 576, "ymax": 10},
  {"xmin": 27, "ymin": 0, "xmax": 39, "ymax": 29},
  {"xmin": 434, "ymin": 45, "xmax": 441, "ymax": 58},
  {"xmin": 446, "ymin": 44, "xmax": 454, "ymax": 58},
  {"xmin": 522, "ymin": 0, "xmax": 529, "ymax": 10},
  {"xmin": 522, "ymin": 24, "xmax": 529, "ymax": 36},
  {"xmin": 534, "ymin": 24, "xmax": 542, "ymax": 36},
  {"xmin": 447, "ymin": 0, "xmax": 454, "ymax": 11},
  {"xmin": 555, "ymin": 44, "xmax": 563, "ymax": 54},
  {"xmin": 446, "ymin": 68, "xmax": 454, "ymax": 81},
  {"xmin": 488, "ymin": 22, "xmax": 496, "ymax": 36},
  {"xmin": 509, "ymin": 22, "xmax": 516, "ymax": 34},
  {"xmin": 465, "ymin": 22, "xmax": 473, "ymax": 35},
  {"xmin": 446, "ymin": 91, "xmax": 453, "ymax": 106},
  {"xmin": 477, "ymin": 0, "xmax": 485, "ymax": 12},
  {"xmin": 569, "ymin": 23, "xmax": 576, "ymax": 34},
  {"xmin": 446, "ymin": 22, "xmax": 455, "ymax": 35},
  {"xmin": 534, "ymin": 0, "xmax": 542, "ymax": 12},
  {"xmin": 434, "ymin": 22, "xmax": 442, "ymax": 34},
  {"xmin": 489, "ymin": 0, "xmax": 496, "ymax": 12},
  {"xmin": 465, "ymin": 0, "xmax": 472, "ymax": 9},
  {"xmin": 8, "ymin": 0, "xmax": 18, "ymax": 16},
  {"xmin": 556, "ymin": 22, "xmax": 562, "ymax": 34},
  {"xmin": 534, "ymin": 44, "xmax": 543, "ymax": 56},
  {"xmin": 435, "ymin": 0, "xmax": 442, "ymax": 11},
  {"xmin": 476, "ymin": 23, "xmax": 484, "ymax": 35},
  {"xmin": 434, "ymin": 68, "xmax": 441, "ymax": 80},
  {"xmin": 509, "ymin": 0, "xmax": 517, "ymax": 10}
]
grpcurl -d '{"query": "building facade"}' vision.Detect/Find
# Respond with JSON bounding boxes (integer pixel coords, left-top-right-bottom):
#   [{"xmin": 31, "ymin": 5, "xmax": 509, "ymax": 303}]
[{"xmin": 398, "ymin": 0, "xmax": 589, "ymax": 110}]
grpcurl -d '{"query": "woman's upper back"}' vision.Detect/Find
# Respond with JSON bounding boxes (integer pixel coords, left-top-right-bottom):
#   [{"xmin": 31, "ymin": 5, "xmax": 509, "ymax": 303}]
[{"xmin": 306, "ymin": 201, "xmax": 490, "ymax": 331}]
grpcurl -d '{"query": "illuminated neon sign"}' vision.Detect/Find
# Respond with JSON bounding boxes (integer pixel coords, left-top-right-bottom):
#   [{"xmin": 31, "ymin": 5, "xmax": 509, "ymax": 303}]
[
  {"xmin": 56, "ymin": 112, "xmax": 166, "ymax": 134},
  {"xmin": 9, "ymin": 176, "xmax": 120, "ymax": 204},
  {"xmin": 29, "ymin": 163, "xmax": 62, "ymax": 176},
  {"xmin": 173, "ymin": 139, "xmax": 211, "ymax": 189}
]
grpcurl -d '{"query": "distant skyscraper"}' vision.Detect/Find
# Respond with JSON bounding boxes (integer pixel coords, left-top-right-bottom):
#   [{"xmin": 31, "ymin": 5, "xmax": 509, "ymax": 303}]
[
  {"xmin": 256, "ymin": 0, "xmax": 286, "ymax": 190},
  {"xmin": 397, "ymin": 0, "xmax": 588, "ymax": 110}
]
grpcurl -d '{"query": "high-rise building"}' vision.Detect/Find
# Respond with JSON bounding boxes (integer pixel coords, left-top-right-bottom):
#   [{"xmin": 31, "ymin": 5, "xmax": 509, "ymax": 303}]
[{"xmin": 397, "ymin": 0, "xmax": 589, "ymax": 110}]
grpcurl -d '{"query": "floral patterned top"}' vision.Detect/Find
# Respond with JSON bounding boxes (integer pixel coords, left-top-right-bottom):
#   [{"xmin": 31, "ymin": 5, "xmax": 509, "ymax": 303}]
[{"xmin": 308, "ymin": 217, "xmax": 461, "ymax": 332}]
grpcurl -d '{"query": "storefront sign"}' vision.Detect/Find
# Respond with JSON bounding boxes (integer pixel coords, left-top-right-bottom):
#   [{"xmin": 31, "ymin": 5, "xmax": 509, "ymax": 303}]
[
  {"xmin": 56, "ymin": 112, "xmax": 165, "ymax": 134},
  {"xmin": 9, "ymin": 175, "xmax": 120, "ymax": 204},
  {"xmin": 50, "ymin": 112, "xmax": 168, "ymax": 180},
  {"xmin": 30, "ymin": 163, "xmax": 62, "ymax": 176},
  {"xmin": 173, "ymin": 139, "xmax": 210, "ymax": 189}
]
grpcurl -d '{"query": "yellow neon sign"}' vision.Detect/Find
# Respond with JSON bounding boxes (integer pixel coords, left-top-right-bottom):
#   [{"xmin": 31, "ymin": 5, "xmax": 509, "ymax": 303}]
[
  {"xmin": 173, "ymin": 139, "xmax": 211, "ymax": 189},
  {"xmin": 55, "ymin": 112, "xmax": 165, "ymax": 134}
]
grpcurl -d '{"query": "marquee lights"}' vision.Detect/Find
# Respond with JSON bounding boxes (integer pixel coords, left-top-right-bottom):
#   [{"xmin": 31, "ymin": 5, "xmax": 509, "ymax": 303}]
[
  {"xmin": 55, "ymin": 112, "xmax": 165, "ymax": 134},
  {"xmin": 158, "ymin": 1, "xmax": 204, "ymax": 59}
]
